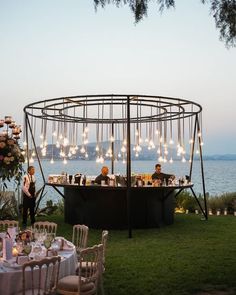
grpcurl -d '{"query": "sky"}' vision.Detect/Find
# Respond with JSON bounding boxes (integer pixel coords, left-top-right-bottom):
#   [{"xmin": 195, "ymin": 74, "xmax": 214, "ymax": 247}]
[{"xmin": 0, "ymin": 0, "xmax": 235, "ymax": 155}]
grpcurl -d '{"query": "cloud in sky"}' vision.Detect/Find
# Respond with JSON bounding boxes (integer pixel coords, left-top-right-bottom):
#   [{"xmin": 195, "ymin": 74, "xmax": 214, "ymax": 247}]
[{"xmin": 0, "ymin": 0, "xmax": 235, "ymax": 154}]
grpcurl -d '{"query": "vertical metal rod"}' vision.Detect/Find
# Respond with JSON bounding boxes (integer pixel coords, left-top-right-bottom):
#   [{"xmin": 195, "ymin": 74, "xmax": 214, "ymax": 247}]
[
  {"xmin": 24, "ymin": 113, "xmax": 30, "ymax": 167},
  {"xmin": 111, "ymin": 122, "xmax": 114, "ymax": 174},
  {"xmin": 126, "ymin": 96, "xmax": 132, "ymax": 238},
  {"xmin": 196, "ymin": 115, "xmax": 208, "ymax": 220},
  {"xmin": 26, "ymin": 114, "xmax": 46, "ymax": 184},
  {"xmin": 189, "ymin": 115, "xmax": 197, "ymax": 181}
]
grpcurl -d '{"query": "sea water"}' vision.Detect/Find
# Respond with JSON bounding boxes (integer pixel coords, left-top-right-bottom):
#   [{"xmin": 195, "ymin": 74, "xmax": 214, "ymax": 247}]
[{"xmin": 6, "ymin": 160, "xmax": 236, "ymax": 208}]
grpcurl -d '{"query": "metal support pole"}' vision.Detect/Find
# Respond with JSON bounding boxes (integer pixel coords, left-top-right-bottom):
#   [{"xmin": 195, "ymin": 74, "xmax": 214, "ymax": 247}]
[
  {"xmin": 24, "ymin": 113, "xmax": 30, "ymax": 166},
  {"xmin": 26, "ymin": 114, "xmax": 46, "ymax": 184},
  {"xmin": 196, "ymin": 115, "xmax": 208, "ymax": 220},
  {"xmin": 189, "ymin": 115, "xmax": 197, "ymax": 181},
  {"xmin": 111, "ymin": 122, "xmax": 114, "ymax": 174},
  {"xmin": 126, "ymin": 96, "xmax": 132, "ymax": 238}
]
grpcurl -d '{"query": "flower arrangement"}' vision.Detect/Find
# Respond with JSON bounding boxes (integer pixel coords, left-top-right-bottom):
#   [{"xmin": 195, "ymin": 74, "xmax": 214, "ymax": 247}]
[{"xmin": 0, "ymin": 117, "xmax": 25, "ymax": 187}]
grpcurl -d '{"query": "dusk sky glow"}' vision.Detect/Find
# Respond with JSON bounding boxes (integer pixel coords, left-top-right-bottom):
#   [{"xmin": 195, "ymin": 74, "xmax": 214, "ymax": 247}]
[{"xmin": 0, "ymin": 0, "xmax": 235, "ymax": 154}]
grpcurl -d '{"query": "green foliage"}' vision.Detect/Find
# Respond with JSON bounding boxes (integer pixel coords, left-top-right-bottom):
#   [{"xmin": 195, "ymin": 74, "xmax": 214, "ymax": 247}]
[
  {"xmin": 0, "ymin": 191, "xmax": 18, "ymax": 220},
  {"xmin": 94, "ymin": 0, "xmax": 236, "ymax": 47},
  {"xmin": 207, "ymin": 192, "xmax": 236, "ymax": 214}
]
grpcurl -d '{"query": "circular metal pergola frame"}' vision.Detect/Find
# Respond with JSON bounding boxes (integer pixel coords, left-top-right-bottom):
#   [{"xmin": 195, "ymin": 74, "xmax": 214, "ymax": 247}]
[{"xmin": 24, "ymin": 94, "xmax": 208, "ymax": 237}]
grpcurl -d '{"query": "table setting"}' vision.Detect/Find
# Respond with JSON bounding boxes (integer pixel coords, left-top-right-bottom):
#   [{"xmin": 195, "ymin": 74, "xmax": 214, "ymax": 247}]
[{"xmin": 0, "ymin": 226, "xmax": 77, "ymax": 295}]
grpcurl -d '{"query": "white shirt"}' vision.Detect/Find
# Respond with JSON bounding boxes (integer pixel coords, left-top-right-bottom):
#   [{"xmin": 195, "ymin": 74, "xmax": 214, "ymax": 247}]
[{"xmin": 22, "ymin": 174, "xmax": 36, "ymax": 197}]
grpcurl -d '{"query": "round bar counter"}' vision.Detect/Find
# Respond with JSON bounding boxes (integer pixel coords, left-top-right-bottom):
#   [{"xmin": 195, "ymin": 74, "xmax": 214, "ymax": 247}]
[{"xmin": 47, "ymin": 183, "xmax": 193, "ymax": 229}]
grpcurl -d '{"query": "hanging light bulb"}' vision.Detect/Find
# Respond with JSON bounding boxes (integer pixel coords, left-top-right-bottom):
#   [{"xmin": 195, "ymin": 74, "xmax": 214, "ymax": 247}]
[
  {"xmin": 32, "ymin": 151, "xmax": 36, "ymax": 157},
  {"xmin": 56, "ymin": 141, "xmax": 60, "ymax": 148},
  {"xmin": 121, "ymin": 146, "xmax": 126, "ymax": 153},
  {"xmin": 29, "ymin": 157, "xmax": 34, "ymax": 164},
  {"xmin": 157, "ymin": 148, "xmax": 161, "ymax": 154},
  {"xmin": 163, "ymin": 157, "xmax": 167, "ymax": 163},
  {"xmin": 198, "ymin": 131, "xmax": 202, "ymax": 137},
  {"xmin": 105, "ymin": 152, "xmax": 109, "ymax": 157},
  {"xmin": 135, "ymin": 129, "xmax": 139, "ymax": 136},
  {"xmin": 200, "ymin": 141, "xmax": 204, "ymax": 146},
  {"xmin": 23, "ymin": 141, "xmax": 27, "ymax": 147},
  {"xmin": 75, "ymin": 145, "xmax": 79, "ymax": 151},
  {"xmin": 21, "ymin": 150, "xmax": 26, "ymax": 156},
  {"xmin": 122, "ymin": 159, "xmax": 126, "ymax": 164},
  {"xmin": 59, "ymin": 134, "xmax": 63, "ymax": 140},
  {"xmin": 169, "ymin": 157, "xmax": 173, "ymax": 164},
  {"xmin": 196, "ymin": 149, "xmax": 199, "ymax": 154},
  {"xmin": 95, "ymin": 145, "xmax": 99, "ymax": 152},
  {"xmin": 136, "ymin": 145, "xmax": 142, "ymax": 152},
  {"xmin": 84, "ymin": 126, "xmax": 89, "ymax": 133},
  {"xmin": 84, "ymin": 138, "xmax": 89, "ymax": 145},
  {"xmin": 63, "ymin": 138, "xmax": 69, "ymax": 147},
  {"xmin": 80, "ymin": 146, "xmax": 85, "ymax": 153},
  {"xmin": 169, "ymin": 138, "xmax": 174, "ymax": 145},
  {"xmin": 40, "ymin": 134, "xmax": 44, "ymax": 140},
  {"xmin": 40, "ymin": 143, "xmax": 43, "ymax": 149},
  {"xmin": 63, "ymin": 158, "xmax": 67, "ymax": 164},
  {"xmin": 139, "ymin": 137, "xmax": 143, "ymax": 144},
  {"xmin": 82, "ymin": 132, "xmax": 86, "ymax": 137},
  {"xmin": 96, "ymin": 156, "xmax": 100, "ymax": 163},
  {"xmin": 85, "ymin": 152, "xmax": 88, "ymax": 158},
  {"xmin": 68, "ymin": 152, "xmax": 72, "ymax": 158},
  {"xmin": 158, "ymin": 156, "xmax": 163, "ymax": 162},
  {"xmin": 100, "ymin": 156, "xmax": 104, "ymax": 163},
  {"xmin": 50, "ymin": 158, "xmax": 54, "ymax": 164},
  {"xmin": 123, "ymin": 139, "xmax": 127, "ymax": 146},
  {"xmin": 155, "ymin": 129, "xmax": 159, "ymax": 135},
  {"xmin": 189, "ymin": 138, "xmax": 194, "ymax": 144},
  {"xmin": 110, "ymin": 135, "xmax": 115, "ymax": 142},
  {"xmin": 53, "ymin": 131, "xmax": 57, "ymax": 137},
  {"xmin": 182, "ymin": 156, "xmax": 186, "ymax": 163},
  {"xmin": 118, "ymin": 152, "xmax": 121, "ymax": 158},
  {"xmin": 133, "ymin": 146, "xmax": 136, "ymax": 151},
  {"xmin": 144, "ymin": 138, "xmax": 149, "ymax": 143},
  {"xmin": 164, "ymin": 149, "xmax": 168, "ymax": 155},
  {"xmin": 135, "ymin": 152, "xmax": 139, "ymax": 157},
  {"xmin": 189, "ymin": 159, "xmax": 192, "ymax": 163},
  {"xmin": 24, "ymin": 158, "xmax": 28, "ymax": 164}
]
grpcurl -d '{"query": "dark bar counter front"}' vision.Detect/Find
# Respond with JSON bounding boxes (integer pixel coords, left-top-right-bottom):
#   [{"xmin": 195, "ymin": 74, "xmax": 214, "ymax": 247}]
[{"xmin": 47, "ymin": 183, "xmax": 193, "ymax": 229}]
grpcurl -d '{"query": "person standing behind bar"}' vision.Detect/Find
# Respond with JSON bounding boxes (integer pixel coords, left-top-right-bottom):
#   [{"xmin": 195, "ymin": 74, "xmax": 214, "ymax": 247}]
[
  {"xmin": 95, "ymin": 166, "xmax": 110, "ymax": 185},
  {"xmin": 151, "ymin": 163, "xmax": 175, "ymax": 185},
  {"xmin": 22, "ymin": 166, "xmax": 36, "ymax": 228}
]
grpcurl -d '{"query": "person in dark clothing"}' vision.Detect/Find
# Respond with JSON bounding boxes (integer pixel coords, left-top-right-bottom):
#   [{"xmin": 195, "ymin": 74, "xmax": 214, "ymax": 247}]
[
  {"xmin": 95, "ymin": 166, "xmax": 110, "ymax": 185},
  {"xmin": 22, "ymin": 166, "xmax": 36, "ymax": 228},
  {"xmin": 151, "ymin": 163, "xmax": 175, "ymax": 185}
]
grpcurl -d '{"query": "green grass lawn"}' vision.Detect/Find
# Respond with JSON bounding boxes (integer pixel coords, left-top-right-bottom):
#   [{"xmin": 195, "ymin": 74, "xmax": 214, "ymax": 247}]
[{"xmin": 39, "ymin": 213, "xmax": 236, "ymax": 295}]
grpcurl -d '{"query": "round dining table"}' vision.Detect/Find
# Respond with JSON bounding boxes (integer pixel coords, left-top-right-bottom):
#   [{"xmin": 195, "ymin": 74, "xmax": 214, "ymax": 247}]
[{"xmin": 0, "ymin": 239, "xmax": 77, "ymax": 295}]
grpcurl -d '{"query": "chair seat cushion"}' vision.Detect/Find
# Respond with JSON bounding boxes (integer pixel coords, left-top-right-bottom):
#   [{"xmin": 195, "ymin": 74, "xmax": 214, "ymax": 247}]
[{"xmin": 57, "ymin": 275, "xmax": 95, "ymax": 294}]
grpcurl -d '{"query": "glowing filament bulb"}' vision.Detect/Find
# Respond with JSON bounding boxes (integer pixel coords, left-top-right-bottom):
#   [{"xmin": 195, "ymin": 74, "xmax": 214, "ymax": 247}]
[
  {"xmin": 169, "ymin": 157, "xmax": 173, "ymax": 164},
  {"xmin": 121, "ymin": 146, "xmax": 126, "ymax": 153},
  {"xmin": 40, "ymin": 134, "xmax": 44, "ymax": 139},
  {"xmin": 196, "ymin": 149, "xmax": 199, "ymax": 154},
  {"xmin": 80, "ymin": 146, "xmax": 85, "ymax": 153},
  {"xmin": 169, "ymin": 139, "xmax": 174, "ymax": 145},
  {"xmin": 85, "ymin": 152, "xmax": 88, "ymax": 158},
  {"xmin": 100, "ymin": 156, "xmax": 104, "ymax": 163},
  {"xmin": 84, "ymin": 126, "xmax": 89, "ymax": 133},
  {"xmin": 122, "ymin": 159, "xmax": 126, "ymax": 164},
  {"xmin": 63, "ymin": 158, "xmax": 67, "ymax": 164},
  {"xmin": 123, "ymin": 139, "xmax": 127, "ymax": 146},
  {"xmin": 189, "ymin": 138, "xmax": 194, "ymax": 144},
  {"xmin": 198, "ymin": 132, "xmax": 202, "ymax": 137},
  {"xmin": 23, "ymin": 141, "xmax": 27, "ymax": 146},
  {"xmin": 135, "ymin": 152, "xmax": 139, "ymax": 157},
  {"xmin": 32, "ymin": 151, "xmax": 36, "ymax": 157},
  {"xmin": 110, "ymin": 136, "xmax": 115, "ymax": 142},
  {"xmin": 50, "ymin": 158, "xmax": 54, "ymax": 164},
  {"xmin": 182, "ymin": 156, "xmax": 186, "ymax": 163},
  {"xmin": 118, "ymin": 152, "xmax": 121, "ymax": 158},
  {"xmin": 95, "ymin": 145, "xmax": 99, "ymax": 152},
  {"xmin": 59, "ymin": 134, "xmax": 63, "ymax": 140},
  {"xmin": 56, "ymin": 141, "xmax": 60, "ymax": 148},
  {"xmin": 53, "ymin": 131, "xmax": 57, "ymax": 137},
  {"xmin": 68, "ymin": 152, "xmax": 72, "ymax": 157},
  {"xmin": 200, "ymin": 141, "xmax": 204, "ymax": 146}
]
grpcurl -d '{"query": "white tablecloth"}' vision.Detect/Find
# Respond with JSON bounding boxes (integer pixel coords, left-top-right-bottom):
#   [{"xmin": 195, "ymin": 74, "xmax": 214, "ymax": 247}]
[{"xmin": 0, "ymin": 240, "xmax": 77, "ymax": 295}]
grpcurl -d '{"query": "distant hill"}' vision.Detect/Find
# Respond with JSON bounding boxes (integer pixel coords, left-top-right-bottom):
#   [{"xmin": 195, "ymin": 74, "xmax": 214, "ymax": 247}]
[{"xmin": 30, "ymin": 142, "xmax": 236, "ymax": 161}]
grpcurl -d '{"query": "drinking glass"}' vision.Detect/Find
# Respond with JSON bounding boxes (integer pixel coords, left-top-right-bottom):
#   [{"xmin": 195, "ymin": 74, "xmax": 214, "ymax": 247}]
[{"xmin": 23, "ymin": 243, "xmax": 32, "ymax": 256}]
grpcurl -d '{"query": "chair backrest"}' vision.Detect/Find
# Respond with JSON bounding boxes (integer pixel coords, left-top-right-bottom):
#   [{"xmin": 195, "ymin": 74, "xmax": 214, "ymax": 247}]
[
  {"xmin": 78, "ymin": 244, "xmax": 103, "ymax": 292},
  {"xmin": 101, "ymin": 230, "xmax": 109, "ymax": 265},
  {"xmin": 72, "ymin": 224, "xmax": 88, "ymax": 252},
  {"xmin": 0, "ymin": 220, "xmax": 19, "ymax": 231},
  {"xmin": 33, "ymin": 221, "xmax": 57, "ymax": 235},
  {"xmin": 22, "ymin": 256, "xmax": 61, "ymax": 295}
]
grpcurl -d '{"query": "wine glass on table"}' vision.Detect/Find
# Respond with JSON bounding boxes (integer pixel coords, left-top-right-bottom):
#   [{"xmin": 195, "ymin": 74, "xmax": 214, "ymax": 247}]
[{"xmin": 23, "ymin": 243, "xmax": 32, "ymax": 256}]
